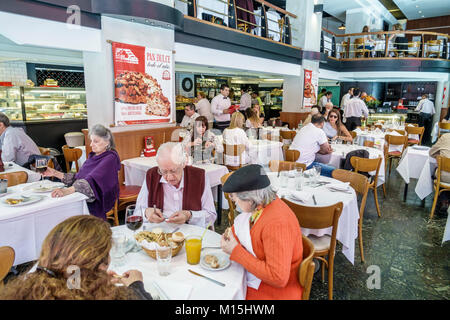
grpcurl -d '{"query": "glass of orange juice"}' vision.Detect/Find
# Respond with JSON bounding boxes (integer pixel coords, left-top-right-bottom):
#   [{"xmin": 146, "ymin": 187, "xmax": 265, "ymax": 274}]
[{"xmin": 185, "ymin": 235, "xmax": 202, "ymax": 265}]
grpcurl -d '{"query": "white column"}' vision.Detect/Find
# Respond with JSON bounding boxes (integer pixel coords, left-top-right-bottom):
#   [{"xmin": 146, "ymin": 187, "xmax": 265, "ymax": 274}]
[{"xmin": 433, "ymin": 81, "xmax": 450, "ymax": 125}]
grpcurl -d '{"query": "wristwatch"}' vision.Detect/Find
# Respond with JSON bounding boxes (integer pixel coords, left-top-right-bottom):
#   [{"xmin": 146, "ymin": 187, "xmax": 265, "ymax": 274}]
[{"xmin": 185, "ymin": 210, "xmax": 192, "ymax": 223}]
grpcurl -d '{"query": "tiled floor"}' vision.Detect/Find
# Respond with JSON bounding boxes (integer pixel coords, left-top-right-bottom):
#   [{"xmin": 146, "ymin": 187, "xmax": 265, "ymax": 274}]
[{"xmin": 4, "ymin": 171, "xmax": 449, "ymax": 299}]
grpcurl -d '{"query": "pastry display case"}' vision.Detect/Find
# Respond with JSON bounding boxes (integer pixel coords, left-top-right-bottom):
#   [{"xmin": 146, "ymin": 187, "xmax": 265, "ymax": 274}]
[{"xmin": 0, "ymin": 86, "xmax": 23, "ymax": 121}]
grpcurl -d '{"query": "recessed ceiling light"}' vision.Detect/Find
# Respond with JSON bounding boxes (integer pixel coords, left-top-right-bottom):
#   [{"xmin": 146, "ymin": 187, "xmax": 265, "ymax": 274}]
[
  {"xmin": 422, "ymin": 15, "xmax": 425, "ymax": 17},
  {"xmin": 418, "ymin": 11, "xmax": 422, "ymax": 13},
  {"xmin": 416, "ymin": 5, "xmax": 419, "ymax": 8}
]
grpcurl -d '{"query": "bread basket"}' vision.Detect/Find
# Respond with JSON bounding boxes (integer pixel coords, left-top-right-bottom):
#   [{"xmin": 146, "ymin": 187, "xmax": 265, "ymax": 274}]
[{"xmin": 137, "ymin": 232, "xmax": 185, "ymax": 259}]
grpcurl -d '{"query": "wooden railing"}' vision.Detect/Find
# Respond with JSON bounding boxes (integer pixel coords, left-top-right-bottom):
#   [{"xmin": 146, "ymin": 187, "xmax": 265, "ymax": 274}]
[
  {"xmin": 176, "ymin": 0, "xmax": 299, "ymax": 46},
  {"xmin": 321, "ymin": 28, "xmax": 449, "ymax": 60}
]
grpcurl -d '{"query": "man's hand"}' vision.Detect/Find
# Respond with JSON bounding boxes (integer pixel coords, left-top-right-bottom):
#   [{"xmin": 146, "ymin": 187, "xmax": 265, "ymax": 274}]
[
  {"xmin": 223, "ymin": 108, "xmax": 233, "ymax": 114},
  {"xmin": 166, "ymin": 210, "xmax": 191, "ymax": 224},
  {"xmin": 145, "ymin": 207, "xmax": 165, "ymax": 223}
]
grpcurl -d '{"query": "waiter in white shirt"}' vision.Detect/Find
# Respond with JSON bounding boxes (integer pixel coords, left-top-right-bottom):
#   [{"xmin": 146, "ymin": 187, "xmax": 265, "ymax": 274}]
[
  {"xmin": 343, "ymin": 88, "xmax": 369, "ymax": 131},
  {"xmin": 211, "ymin": 84, "xmax": 233, "ymax": 132},
  {"xmin": 415, "ymin": 94, "xmax": 436, "ymax": 143},
  {"xmin": 340, "ymin": 87, "xmax": 353, "ymax": 110},
  {"xmin": 239, "ymin": 86, "xmax": 252, "ymax": 114},
  {"xmin": 180, "ymin": 103, "xmax": 199, "ymax": 131},
  {"xmin": 318, "ymin": 91, "xmax": 332, "ymax": 112}
]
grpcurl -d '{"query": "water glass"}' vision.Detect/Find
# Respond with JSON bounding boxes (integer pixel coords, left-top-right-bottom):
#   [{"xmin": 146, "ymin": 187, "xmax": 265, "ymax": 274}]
[
  {"xmin": 295, "ymin": 171, "xmax": 304, "ymax": 191},
  {"xmin": 0, "ymin": 179, "xmax": 7, "ymax": 194},
  {"xmin": 110, "ymin": 232, "xmax": 127, "ymax": 267},
  {"xmin": 279, "ymin": 171, "xmax": 288, "ymax": 188},
  {"xmin": 156, "ymin": 245, "xmax": 172, "ymax": 276}
]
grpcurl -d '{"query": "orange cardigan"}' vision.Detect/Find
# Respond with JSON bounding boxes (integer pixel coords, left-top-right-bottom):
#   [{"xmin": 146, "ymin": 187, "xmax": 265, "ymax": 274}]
[{"xmin": 230, "ymin": 198, "xmax": 303, "ymax": 300}]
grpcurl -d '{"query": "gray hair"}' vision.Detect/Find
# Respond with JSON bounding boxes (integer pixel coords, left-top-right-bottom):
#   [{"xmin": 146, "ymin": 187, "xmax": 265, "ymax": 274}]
[
  {"xmin": 0, "ymin": 113, "xmax": 10, "ymax": 127},
  {"xmin": 235, "ymin": 185, "xmax": 277, "ymax": 212},
  {"xmin": 90, "ymin": 124, "xmax": 115, "ymax": 150},
  {"xmin": 156, "ymin": 142, "xmax": 187, "ymax": 166}
]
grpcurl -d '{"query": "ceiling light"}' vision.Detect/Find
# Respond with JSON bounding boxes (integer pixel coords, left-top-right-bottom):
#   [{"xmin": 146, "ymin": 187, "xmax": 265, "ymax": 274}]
[
  {"xmin": 422, "ymin": 15, "xmax": 425, "ymax": 17},
  {"xmin": 338, "ymin": 24, "xmax": 346, "ymax": 30},
  {"xmin": 418, "ymin": 11, "xmax": 422, "ymax": 13}
]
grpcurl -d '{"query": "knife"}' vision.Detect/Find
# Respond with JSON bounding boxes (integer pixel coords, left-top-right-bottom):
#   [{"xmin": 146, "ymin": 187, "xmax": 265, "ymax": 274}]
[
  {"xmin": 312, "ymin": 194, "xmax": 317, "ymax": 205},
  {"xmin": 188, "ymin": 269, "xmax": 225, "ymax": 287}
]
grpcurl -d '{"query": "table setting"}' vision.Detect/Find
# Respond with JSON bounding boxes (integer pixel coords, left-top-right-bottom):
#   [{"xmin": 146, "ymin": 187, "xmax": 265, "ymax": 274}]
[
  {"xmin": 1, "ymin": 161, "xmax": 42, "ymax": 183},
  {"xmin": 265, "ymin": 168, "xmax": 360, "ymax": 264}
]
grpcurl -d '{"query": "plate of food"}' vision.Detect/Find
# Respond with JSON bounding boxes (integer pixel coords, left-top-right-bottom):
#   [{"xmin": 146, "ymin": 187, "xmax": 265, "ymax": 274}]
[
  {"xmin": 22, "ymin": 181, "xmax": 65, "ymax": 193},
  {"xmin": 200, "ymin": 251, "xmax": 231, "ymax": 271},
  {"xmin": 134, "ymin": 229, "xmax": 185, "ymax": 259},
  {"xmin": 1, "ymin": 195, "xmax": 45, "ymax": 207}
]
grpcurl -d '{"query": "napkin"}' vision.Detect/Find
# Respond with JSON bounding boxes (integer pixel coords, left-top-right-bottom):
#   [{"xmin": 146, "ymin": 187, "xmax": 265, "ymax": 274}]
[
  {"xmin": 388, "ymin": 130, "xmax": 402, "ymax": 136},
  {"xmin": 354, "ymin": 128, "xmax": 362, "ymax": 134},
  {"xmin": 374, "ymin": 128, "xmax": 383, "ymax": 134},
  {"xmin": 288, "ymin": 191, "xmax": 312, "ymax": 203},
  {"xmin": 154, "ymin": 278, "xmax": 193, "ymax": 300},
  {"xmin": 326, "ymin": 182, "xmax": 351, "ymax": 192}
]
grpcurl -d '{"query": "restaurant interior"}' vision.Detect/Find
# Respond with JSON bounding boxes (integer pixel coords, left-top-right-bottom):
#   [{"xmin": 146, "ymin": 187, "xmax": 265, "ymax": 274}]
[{"xmin": 0, "ymin": 0, "xmax": 449, "ymax": 302}]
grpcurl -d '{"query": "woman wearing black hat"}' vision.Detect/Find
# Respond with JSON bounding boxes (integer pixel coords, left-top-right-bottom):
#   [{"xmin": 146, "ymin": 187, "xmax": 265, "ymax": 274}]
[{"xmin": 221, "ymin": 164, "xmax": 304, "ymax": 300}]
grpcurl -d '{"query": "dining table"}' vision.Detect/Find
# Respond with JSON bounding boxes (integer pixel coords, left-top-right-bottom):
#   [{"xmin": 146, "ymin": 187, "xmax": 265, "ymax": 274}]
[
  {"xmin": 109, "ymin": 222, "xmax": 246, "ymax": 300},
  {"xmin": 266, "ymin": 170, "xmax": 360, "ymax": 265},
  {"xmin": 0, "ymin": 180, "xmax": 88, "ymax": 265},
  {"xmin": 121, "ymin": 157, "xmax": 229, "ymax": 225},
  {"xmin": 1, "ymin": 161, "xmax": 42, "ymax": 183}
]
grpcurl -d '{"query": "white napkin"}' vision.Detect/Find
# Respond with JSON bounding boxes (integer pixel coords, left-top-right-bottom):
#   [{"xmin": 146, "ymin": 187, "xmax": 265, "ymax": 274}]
[
  {"xmin": 326, "ymin": 182, "xmax": 351, "ymax": 192},
  {"xmin": 354, "ymin": 128, "xmax": 362, "ymax": 134},
  {"xmin": 288, "ymin": 191, "xmax": 312, "ymax": 203},
  {"xmin": 153, "ymin": 278, "xmax": 193, "ymax": 300},
  {"xmin": 374, "ymin": 128, "xmax": 383, "ymax": 134},
  {"xmin": 388, "ymin": 130, "xmax": 402, "ymax": 136},
  {"xmin": 407, "ymin": 123, "xmax": 413, "ymax": 127}
]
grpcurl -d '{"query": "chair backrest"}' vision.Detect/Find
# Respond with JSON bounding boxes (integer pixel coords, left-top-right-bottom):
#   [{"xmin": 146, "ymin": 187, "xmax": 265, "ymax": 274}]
[
  {"xmin": 280, "ymin": 130, "xmax": 296, "ymax": 140},
  {"xmin": 354, "ymin": 37, "xmax": 365, "ymax": 46},
  {"xmin": 269, "ymin": 160, "xmax": 306, "ymax": 172},
  {"xmin": 0, "ymin": 171, "xmax": 28, "ymax": 187},
  {"xmin": 393, "ymin": 129, "xmax": 406, "ymax": 135},
  {"xmin": 285, "ymin": 149, "xmax": 300, "ymax": 162},
  {"xmin": 62, "ymin": 145, "xmax": 83, "ymax": 173},
  {"xmin": 406, "ymin": 126, "xmax": 425, "ymax": 144},
  {"xmin": 436, "ymin": 156, "xmax": 450, "ymax": 183},
  {"xmin": 384, "ymin": 134, "xmax": 407, "ymax": 151},
  {"xmin": 350, "ymin": 156, "xmax": 382, "ymax": 182},
  {"xmin": 343, "ymin": 149, "xmax": 369, "ymax": 171},
  {"xmin": 38, "ymin": 147, "xmax": 51, "ymax": 156},
  {"xmin": 363, "ymin": 140, "xmax": 374, "ymax": 148},
  {"xmin": 332, "ymin": 169, "xmax": 369, "ymax": 196},
  {"xmin": 0, "ymin": 246, "xmax": 15, "ymax": 283},
  {"xmin": 220, "ymin": 172, "xmax": 237, "ymax": 225},
  {"xmin": 438, "ymin": 122, "xmax": 450, "ymax": 137},
  {"xmin": 298, "ymin": 235, "xmax": 315, "ymax": 300}
]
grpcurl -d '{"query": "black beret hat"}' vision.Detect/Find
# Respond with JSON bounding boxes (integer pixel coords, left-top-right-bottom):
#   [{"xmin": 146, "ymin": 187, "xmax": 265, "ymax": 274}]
[{"xmin": 223, "ymin": 164, "xmax": 270, "ymax": 193}]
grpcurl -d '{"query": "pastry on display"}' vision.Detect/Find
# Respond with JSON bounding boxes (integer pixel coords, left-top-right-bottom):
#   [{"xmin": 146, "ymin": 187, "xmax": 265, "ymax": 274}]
[{"xmin": 114, "ymin": 71, "xmax": 171, "ymax": 117}]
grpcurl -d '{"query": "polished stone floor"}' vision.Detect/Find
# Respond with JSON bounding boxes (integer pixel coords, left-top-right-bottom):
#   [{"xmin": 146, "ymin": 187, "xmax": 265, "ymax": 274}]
[{"xmin": 5, "ymin": 169, "xmax": 449, "ymax": 300}]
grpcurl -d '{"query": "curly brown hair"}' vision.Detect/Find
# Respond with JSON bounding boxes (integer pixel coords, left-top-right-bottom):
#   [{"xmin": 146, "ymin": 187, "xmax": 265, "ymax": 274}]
[{"xmin": 0, "ymin": 215, "xmax": 137, "ymax": 300}]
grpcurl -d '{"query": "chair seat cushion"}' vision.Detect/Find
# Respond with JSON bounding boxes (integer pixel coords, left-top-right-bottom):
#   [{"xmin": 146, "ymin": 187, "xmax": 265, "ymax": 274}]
[
  {"xmin": 408, "ymin": 139, "xmax": 419, "ymax": 144},
  {"xmin": 388, "ymin": 151, "xmax": 402, "ymax": 156},
  {"xmin": 119, "ymin": 185, "xmax": 141, "ymax": 198},
  {"xmin": 308, "ymin": 234, "xmax": 331, "ymax": 251}
]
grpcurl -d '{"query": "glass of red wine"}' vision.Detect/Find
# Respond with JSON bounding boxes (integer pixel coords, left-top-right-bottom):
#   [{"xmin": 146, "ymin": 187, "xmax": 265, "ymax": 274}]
[
  {"xmin": 35, "ymin": 158, "xmax": 48, "ymax": 182},
  {"xmin": 125, "ymin": 204, "xmax": 144, "ymax": 252}
]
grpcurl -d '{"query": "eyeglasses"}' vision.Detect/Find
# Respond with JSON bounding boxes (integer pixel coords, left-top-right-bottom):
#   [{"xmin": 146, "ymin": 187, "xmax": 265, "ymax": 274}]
[
  {"xmin": 157, "ymin": 167, "xmax": 182, "ymax": 176},
  {"xmin": 329, "ymin": 115, "xmax": 338, "ymax": 119}
]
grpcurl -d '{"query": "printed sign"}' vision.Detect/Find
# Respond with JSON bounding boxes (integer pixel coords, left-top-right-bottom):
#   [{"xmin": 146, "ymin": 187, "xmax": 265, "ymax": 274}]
[
  {"xmin": 303, "ymin": 69, "xmax": 318, "ymax": 108},
  {"xmin": 112, "ymin": 42, "xmax": 174, "ymax": 126}
]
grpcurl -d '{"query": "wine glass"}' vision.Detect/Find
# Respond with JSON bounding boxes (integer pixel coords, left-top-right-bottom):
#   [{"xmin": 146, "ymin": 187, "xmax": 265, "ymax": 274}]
[
  {"xmin": 35, "ymin": 158, "xmax": 48, "ymax": 182},
  {"xmin": 125, "ymin": 205, "xmax": 144, "ymax": 252},
  {"xmin": 313, "ymin": 165, "xmax": 322, "ymax": 186}
]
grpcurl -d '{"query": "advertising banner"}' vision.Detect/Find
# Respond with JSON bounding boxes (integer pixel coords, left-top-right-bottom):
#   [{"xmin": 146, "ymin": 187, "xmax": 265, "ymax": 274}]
[
  {"xmin": 112, "ymin": 42, "xmax": 173, "ymax": 126},
  {"xmin": 303, "ymin": 69, "xmax": 318, "ymax": 108}
]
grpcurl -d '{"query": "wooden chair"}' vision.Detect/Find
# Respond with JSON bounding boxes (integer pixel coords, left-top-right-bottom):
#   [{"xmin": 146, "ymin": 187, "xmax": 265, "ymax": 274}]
[
  {"xmin": 0, "ymin": 171, "xmax": 28, "ymax": 187},
  {"xmin": 268, "ymin": 160, "xmax": 306, "ymax": 173},
  {"xmin": 374, "ymin": 124, "xmax": 383, "ymax": 130},
  {"xmin": 62, "ymin": 145, "xmax": 82, "ymax": 173},
  {"xmin": 298, "ymin": 235, "xmax": 315, "ymax": 300},
  {"xmin": 38, "ymin": 147, "xmax": 50, "ymax": 156},
  {"xmin": 280, "ymin": 130, "xmax": 296, "ymax": 141},
  {"xmin": 223, "ymin": 143, "xmax": 246, "ymax": 171},
  {"xmin": 340, "ymin": 41, "xmax": 349, "ymax": 58},
  {"xmin": 283, "ymin": 146, "xmax": 300, "ymax": 162},
  {"xmin": 350, "ymin": 131, "xmax": 357, "ymax": 140},
  {"xmin": 384, "ymin": 134, "xmax": 407, "ymax": 176},
  {"xmin": 221, "ymin": 172, "xmax": 237, "ymax": 226},
  {"xmin": 430, "ymin": 156, "xmax": 450, "ymax": 220},
  {"xmin": 363, "ymin": 140, "xmax": 374, "ymax": 148},
  {"xmin": 105, "ymin": 200, "xmax": 119, "ymax": 226},
  {"xmin": 393, "ymin": 129, "xmax": 406, "ymax": 136},
  {"xmin": 405, "ymin": 126, "xmax": 425, "ymax": 146},
  {"xmin": 426, "ymin": 39, "xmax": 442, "ymax": 58},
  {"xmin": 438, "ymin": 122, "xmax": 450, "ymax": 138},
  {"xmin": 332, "ymin": 169, "xmax": 369, "ymax": 262},
  {"xmin": 354, "ymin": 38, "xmax": 370, "ymax": 58},
  {"xmin": 350, "ymin": 156, "xmax": 383, "ymax": 218},
  {"xmin": 408, "ymin": 41, "xmax": 421, "ymax": 57},
  {"xmin": 282, "ymin": 199, "xmax": 343, "ymax": 300},
  {"xmin": 0, "ymin": 246, "xmax": 15, "ymax": 286}
]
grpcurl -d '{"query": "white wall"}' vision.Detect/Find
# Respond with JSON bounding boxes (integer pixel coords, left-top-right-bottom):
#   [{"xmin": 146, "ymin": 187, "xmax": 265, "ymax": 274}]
[
  {"xmin": 0, "ymin": 61, "xmax": 27, "ymax": 86},
  {"xmin": 83, "ymin": 16, "xmax": 176, "ymax": 132}
]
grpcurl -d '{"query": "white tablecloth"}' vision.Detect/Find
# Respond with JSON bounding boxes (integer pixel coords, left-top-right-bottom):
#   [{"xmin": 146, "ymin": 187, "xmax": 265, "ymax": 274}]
[
  {"xmin": 110, "ymin": 222, "xmax": 246, "ymax": 300},
  {"xmin": 396, "ymin": 146, "xmax": 437, "ymax": 200},
  {"xmin": 1, "ymin": 162, "xmax": 42, "ymax": 183},
  {"xmin": 267, "ymin": 172, "xmax": 359, "ymax": 265},
  {"xmin": 328, "ymin": 144, "xmax": 386, "ymax": 186},
  {"xmin": 0, "ymin": 182, "xmax": 89, "ymax": 265},
  {"xmin": 354, "ymin": 130, "xmax": 405, "ymax": 153}
]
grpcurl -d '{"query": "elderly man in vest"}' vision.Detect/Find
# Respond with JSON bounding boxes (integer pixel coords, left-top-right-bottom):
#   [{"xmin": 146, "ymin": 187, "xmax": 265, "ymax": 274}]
[{"xmin": 135, "ymin": 142, "xmax": 217, "ymax": 228}]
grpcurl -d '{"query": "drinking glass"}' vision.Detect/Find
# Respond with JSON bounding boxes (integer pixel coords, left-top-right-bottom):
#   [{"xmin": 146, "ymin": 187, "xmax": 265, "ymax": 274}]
[
  {"xmin": 110, "ymin": 232, "xmax": 127, "ymax": 267},
  {"xmin": 156, "ymin": 245, "xmax": 172, "ymax": 276},
  {"xmin": 126, "ymin": 205, "xmax": 143, "ymax": 232},
  {"xmin": 0, "ymin": 179, "xmax": 7, "ymax": 194},
  {"xmin": 35, "ymin": 158, "xmax": 48, "ymax": 181},
  {"xmin": 279, "ymin": 170, "xmax": 288, "ymax": 188},
  {"xmin": 185, "ymin": 235, "xmax": 202, "ymax": 265},
  {"xmin": 295, "ymin": 170, "xmax": 304, "ymax": 191},
  {"xmin": 312, "ymin": 165, "xmax": 321, "ymax": 187}
]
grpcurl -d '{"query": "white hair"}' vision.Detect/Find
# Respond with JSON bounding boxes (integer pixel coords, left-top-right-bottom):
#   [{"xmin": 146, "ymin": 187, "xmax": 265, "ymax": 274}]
[
  {"xmin": 156, "ymin": 142, "xmax": 187, "ymax": 166},
  {"xmin": 235, "ymin": 185, "xmax": 277, "ymax": 211}
]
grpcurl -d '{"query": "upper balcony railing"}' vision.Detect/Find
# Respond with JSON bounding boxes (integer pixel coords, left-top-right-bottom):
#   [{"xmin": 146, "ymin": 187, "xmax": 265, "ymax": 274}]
[
  {"xmin": 321, "ymin": 28, "xmax": 449, "ymax": 60},
  {"xmin": 175, "ymin": 0, "xmax": 300, "ymax": 47}
]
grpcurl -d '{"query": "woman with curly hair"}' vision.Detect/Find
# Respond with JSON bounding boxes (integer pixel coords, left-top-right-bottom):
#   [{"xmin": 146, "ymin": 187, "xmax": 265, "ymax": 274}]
[{"xmin": 0, "ymin": 215, "xmax": 152, "ymax": 300}]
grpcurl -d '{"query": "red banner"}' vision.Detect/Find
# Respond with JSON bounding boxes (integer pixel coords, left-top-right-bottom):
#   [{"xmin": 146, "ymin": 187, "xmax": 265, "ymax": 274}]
[{"xmin": 303, "ymin": 69, "xmax": 317, "ymax": 108}]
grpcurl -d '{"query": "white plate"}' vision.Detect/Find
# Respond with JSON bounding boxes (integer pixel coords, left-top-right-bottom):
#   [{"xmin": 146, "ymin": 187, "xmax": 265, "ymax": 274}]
[
  {"xmin": 200, "ymin": 251, "xmax": 231, "ymax": 271},
  {"xmin": 0, "ymin": 191, "xmax": 12, "ymax": 198},
  {"xmin": 1, "ymin": 195, "xmax": 45, "ymax": 207},
  {"xmin": 22, "ymin": 182, "xmax": 65, "ymax": 193}
]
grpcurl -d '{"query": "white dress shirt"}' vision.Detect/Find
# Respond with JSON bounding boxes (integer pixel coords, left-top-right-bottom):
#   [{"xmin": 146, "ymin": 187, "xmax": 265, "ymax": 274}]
[
  {"xmin": 195, "ymin": 98, "xmax": 213, "ymax": 122},
  {"xmin": 222, "ymin": 127, "xmax": 250, "ymax": 166},
  {"xmin": 239, "ymin": 92, "xmax": 252, "ymax": 111},
  {"xmin": 344, "ymin": 97, "xmax": 369, "ymax": 118},
  {"xmin": 211, "ymin": 94, "xmax": 231, "ymax": 122},
  {"xmin": 0, "ymin": 126, "xmax": 40, "ymax": 166},
  {"xmin": 415, "ymin": 98, "xmax": 435, "ymax": 115},
  {"xmin": 318, "ymin": 95, "xmax": 329, "ymax": 109},
  {"xmin": 180, "ymin": 112, "xmax": 200, "ymax": 129},
  {"xmin": 340, "ymin": 93, "xmax": 351, "ymax": 110},
  {"xmin": 289, "ymin": 123, "xmax": 328, "ymax": 167},
  {"xmin": 135, "ymin": 171, "xmax": 217, "ymax": 228}
]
